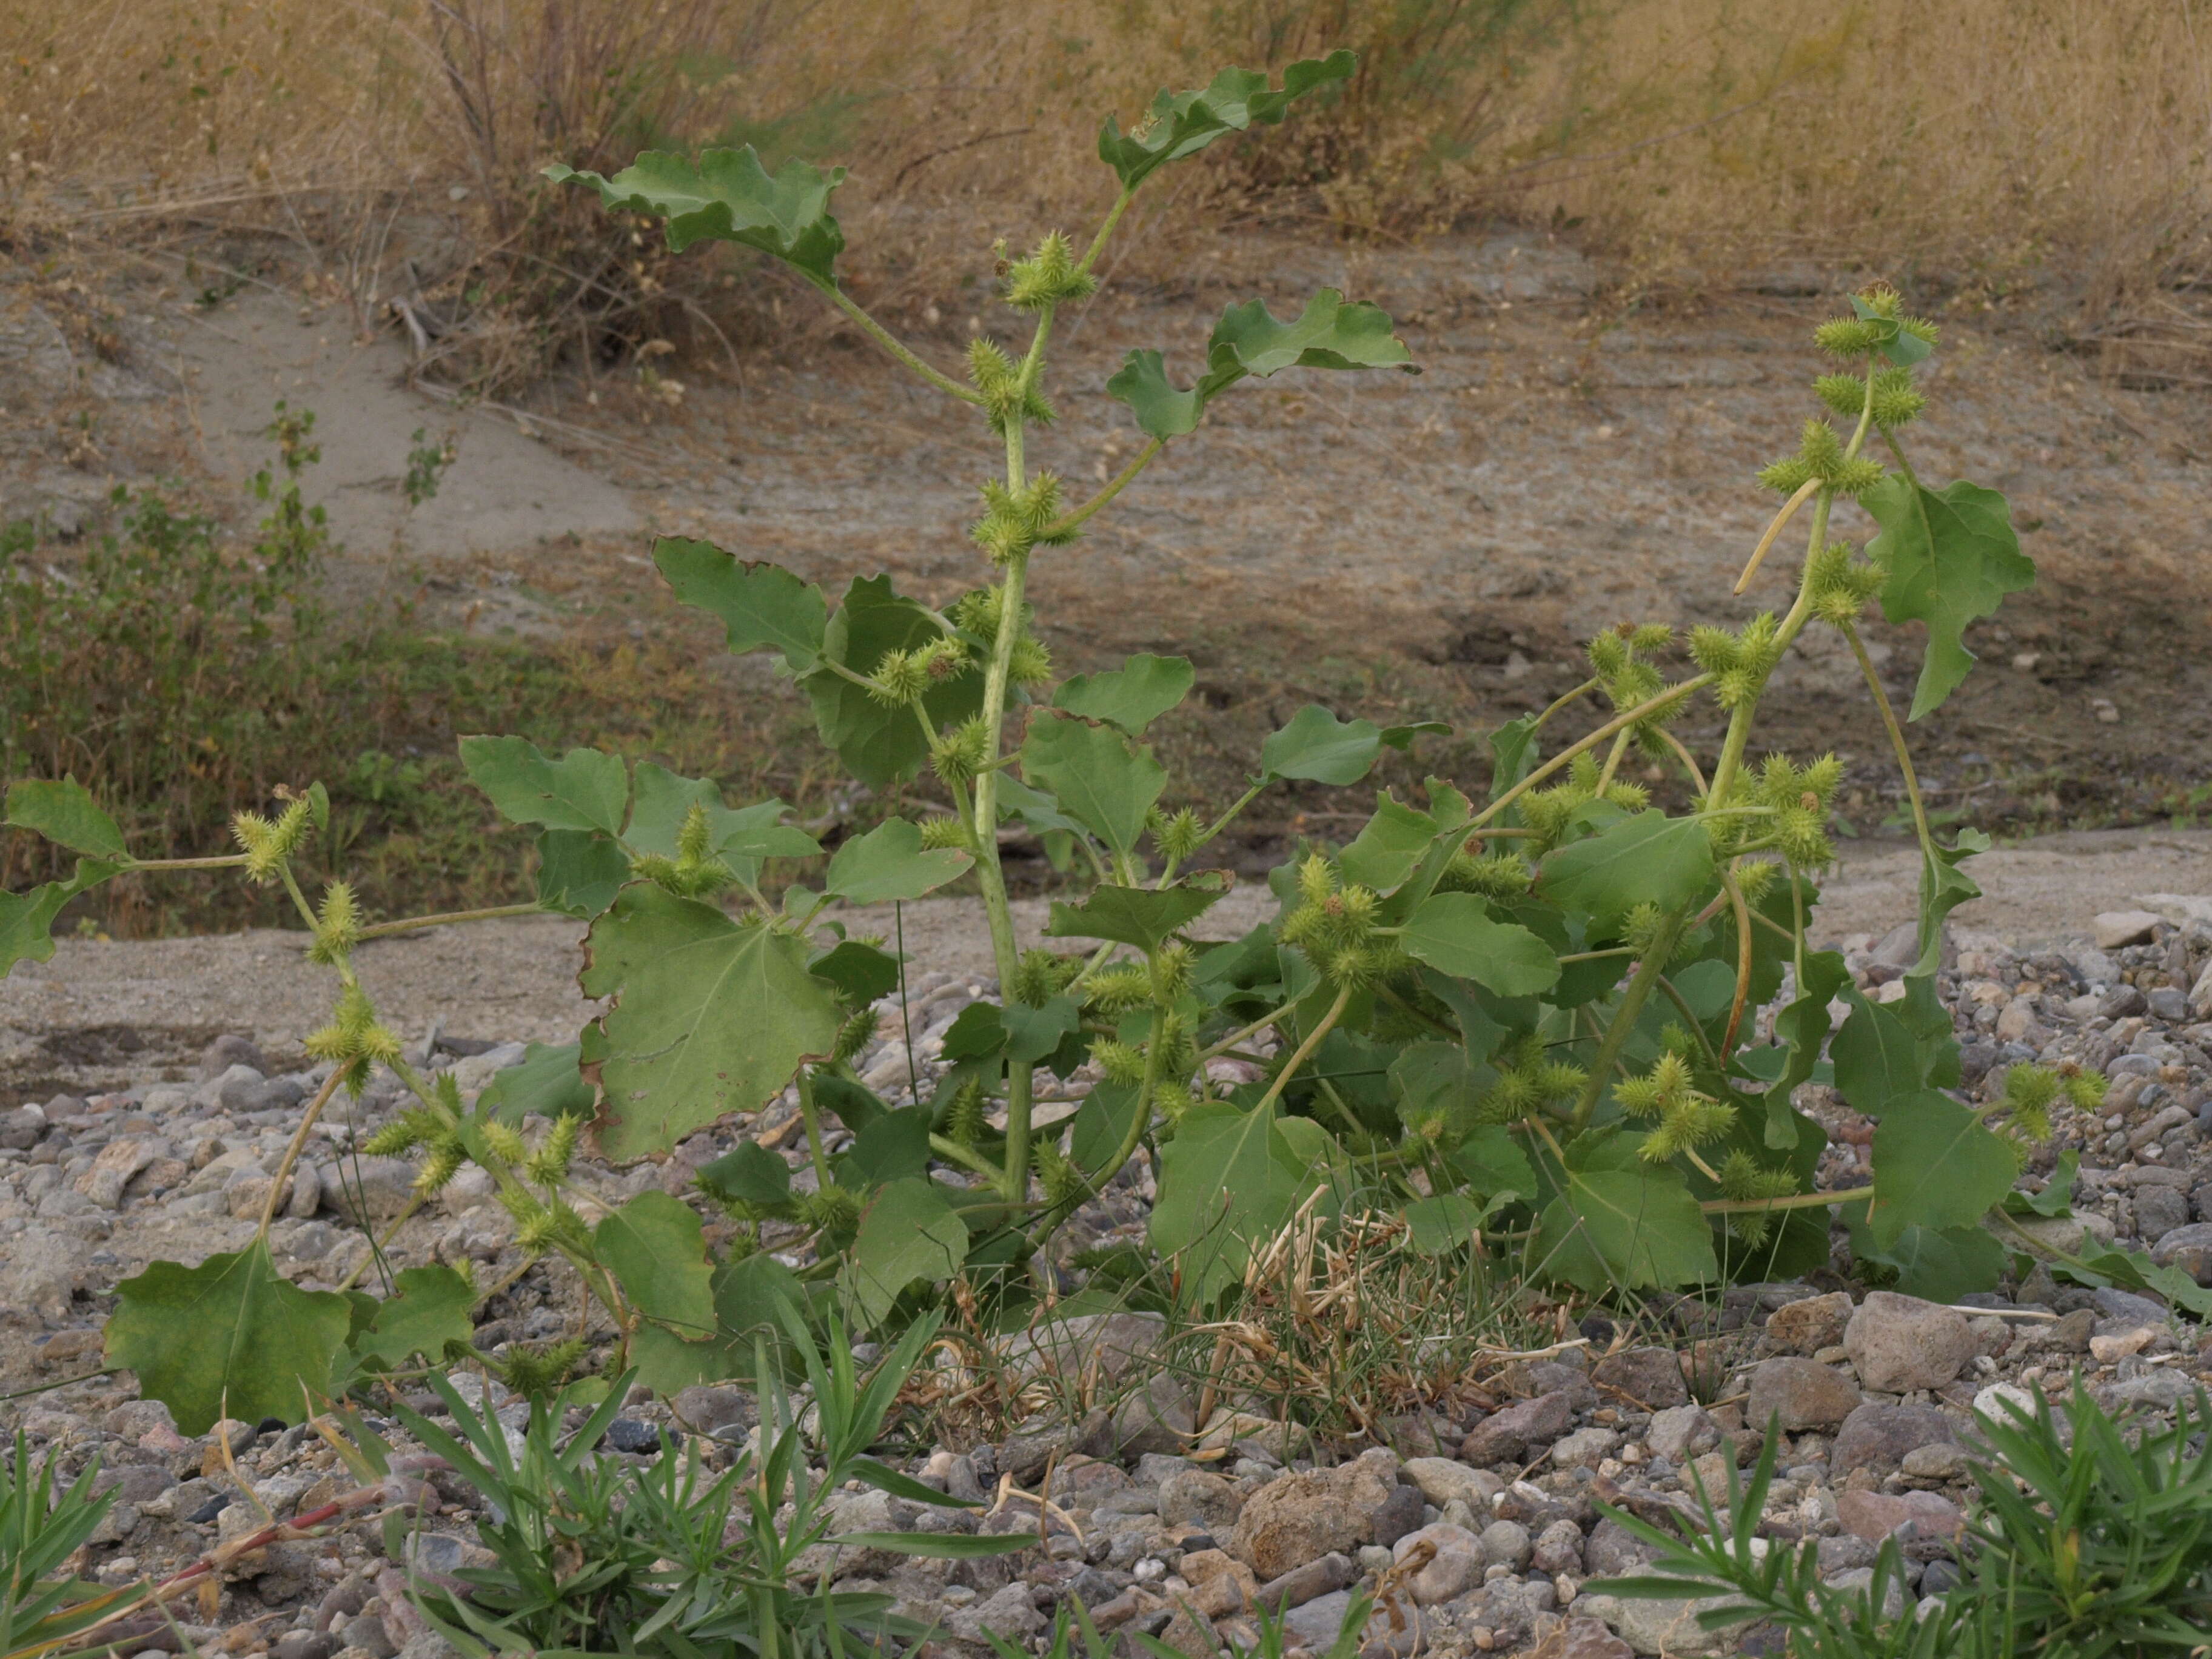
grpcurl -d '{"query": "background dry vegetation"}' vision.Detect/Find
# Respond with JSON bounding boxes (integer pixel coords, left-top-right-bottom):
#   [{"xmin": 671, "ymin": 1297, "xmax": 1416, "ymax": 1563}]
[
  {"xmin": 7, "ymin": 0, "xmax": 2209, "ymax": 389},
  {"xmin": 3, "ymin": 0, "xmax": 2211, "ymax": 933}
]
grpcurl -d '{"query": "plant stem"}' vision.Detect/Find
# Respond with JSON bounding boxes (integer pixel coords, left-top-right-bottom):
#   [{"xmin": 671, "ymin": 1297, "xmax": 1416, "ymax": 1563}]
[
  {"xmin": 355, "ymin": 902, "xmax": 544, "ymax": 940},
  {"xmin": 1255, "ymin": 985, "xmax": 1355, "ymax": 1114},
  {"xmin": 1045, "ymin": 438, "xmax": 1165, "ymax": 540},
  {"xmin": 1653, "ymin": 973, "xmax": 1721, "ymax": 1068},
  {"xmin": 796, "ymin": 1067, "xmax": 836, "ymax": 1193},
  {"xmin": 1701, "ymin": 1184, "xmax": 1874, "ymax": 1216},
  {"xmin": 256, "ymin": 1068, "xmax": 346, "ymax": 1236},
  {"xmin": 1842, "ymin": 622, "xmax": 1933, "ymax": 856},
  {"xmin": 1532, "ymin": 677, "xmax": 1601, "ymax": 734},
  {"xmin": 1569, "ymin": 914, "xmax": 1682, "ymax": 1131},
  {"xmin": 335, "ymin": 1192, "xmax": 425, "ymax": 1292},
  {"xmin": 1472, "ymin": 677, "xmax": 1715, "ymax": 833},
  {"xmin": 1733, "ymin": 477, "xmax": 1822, "ymax": 594},
  {"xmin": 928, "ymin": 1133, "xmax": 1005, "ymax": 1184},
  {"xmin": 1719, "ymin": 869, "xmax": 1755, "ymax": 1057},
  {"xmin": 820, "ymin": 284, "xmax": 982, "ymax": 404},
  {"xmin": 1076, "ymin": 188, "xmax": 1135, "ymax": 275},
  {"xmin": 124, "ymin": 854, "xmax": 250, "ymax": 871},
  {"xmin": 1592, "ymin": 728, "xmax": 1632, "ymax": 794}
]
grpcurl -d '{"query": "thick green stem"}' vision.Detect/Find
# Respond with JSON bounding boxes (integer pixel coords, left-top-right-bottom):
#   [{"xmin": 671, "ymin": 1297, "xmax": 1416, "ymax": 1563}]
[
  {"xmin": 1077, "ymin": 189, "xmax": 1135, "ymax": 275},
  {"xmin": 1704, "ymin": 1184, "xmax": 1874, "ymax": 1216},
  {"xmin": 820, "ymin": 284, "xmax": 982, "ymax": 404},
  {"xmin": 1569, "ymin": 915, "xmax": 1683, "ymax": 1132},
  {"xmin": 355, "ymin": 902, "xmax": 544, "ymax": 941},
  {"xmin": 1255, "ymin": 985, "xmax": 1355, "ymax": 1114},
  {"xmin": 1044, "ymin": 438, "xmax": 1164, "ymax": 539}
]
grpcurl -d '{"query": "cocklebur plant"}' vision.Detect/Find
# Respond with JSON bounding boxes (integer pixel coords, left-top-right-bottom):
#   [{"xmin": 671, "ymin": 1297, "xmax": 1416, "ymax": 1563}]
[{"xmin": 5, "ymin": 59, "xmax": 2197, "ymax": 1440}]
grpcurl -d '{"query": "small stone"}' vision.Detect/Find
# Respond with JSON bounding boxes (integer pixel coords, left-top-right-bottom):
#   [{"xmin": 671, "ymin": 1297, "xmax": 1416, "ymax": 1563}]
[
  {"xmin": 1392, "ymin": 1523, "xmax": 1486, "ymax": 1604},
  {"xmin": 1835, "ymin": 1488, "xmax": 1963, "ymax": 1543},
  {"xmin": 1479, "ymin": 1518, "xmax": 1533, "ymax": 1570},
  {"xmin": 1526, "ymin": 1617, "xmax": 1634, "ymax": 1659},
  {"xmin": 603, "ymin": 1419, "xmax": 659, "ymax": 1454},
  {"xmin": 2094, "ymin": 911, "xmax": 2163, "ymax": 950},
  {"xmin": 2149, "ymin": 1222, "xmax": 2212, "ymax": 1285},
  {"xmin": 1401, "ymin": 1456, "xmax": 1506, "ymax": 1512},
  {"xmin": 1745, "ymin": 1358, "xmax": 1861, "ymax": 1430},
  {"xmin": 668, "ymin": 1386, "xmax": 752, "ymax": 1433},
  {"xmin": 1831, "ymin": 1403, "xmax": 1957, "ymax": 1477},
  {"xmin": 1532, "ymin": 1518, "xmax": 1586, "ymax": 1576},
  {"xmin": 1159, "ymin": 1469, "xmax": 1245, "ymax": 1532},
  {"xmin": 1590, "ymin": 1347, "xmax": 1687, "ymax": 1410},
  {"xmin": 1900, "ymin": 1443, "xmax": 1969, "ymax": 1480},
  {"xmin": 1461, "ymin": 1392, "xmax": 1575, "ymax": 1464},
  {"xmin": 1843, "ymin": 1292, "xmax": 1976, "ymax": 1391},
  {"xmin": 321, "ymin": 1158, "xmax": 418, "ymax": 1225},
  {"xmin": 1253, "ymin": 1552, "xmax": 1355, "ymax": 1613},
  {"xmin": 75, "ymin": 1137, "xmax": 161, "ymax": 1209},
  {"xmin": 1646, "ymin": 1404, "xmax": 1720, "ymax": 1463},
  {"xmin": 201, "ymin": 1033, "xmax": 267, "ymax": 1079},
  {"xmin": 1763, "ymin": 1291, "xmax": 1855, "ymax": 1355},
  {"xmin": 1550, "ymin": 1426, "xmax": 1621, "ymax": 1470},
  {"xmin": 1369, "ymin": 1480, "xmax": 1425, "ymax": 1549}
]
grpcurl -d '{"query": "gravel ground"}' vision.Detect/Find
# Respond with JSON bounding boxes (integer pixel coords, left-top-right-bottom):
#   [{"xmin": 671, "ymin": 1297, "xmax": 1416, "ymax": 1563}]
[{"xmin": 5, "ymin": 873, "xmax": 2212, "ymax": 1659}]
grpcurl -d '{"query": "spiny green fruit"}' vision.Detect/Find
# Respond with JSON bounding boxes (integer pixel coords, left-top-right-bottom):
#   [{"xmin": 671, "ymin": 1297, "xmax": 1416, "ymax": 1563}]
[
  {"xmin": 1478, "ymin": 1035, "xmax": 1588, "ymax": 1125},
  {"xmin": 1006, "ymin": 230, "xmax": 1098, "ymax": 312},
  {"xmin": 497, "ymin": 1337, "xmax": 588, "ymax": 1401},
  {"xmin": 1153, "ymin": 806, "xmax": 1207, "ymax": 862},
  {"xmin": 1034, "ymin": 1141, "xmax": 1088, "ymax": 1208},
  {"xmin": 1151, "ymin": 942, "xmax": 1195, "ymax": 1000},
  {"xmin": 304, "ymin": 982, "xmax": 403, "ymax": 1090},
  {"xmin": 525, "ymin": 1113, "xmax": 581, "ymax": 1187},
  {"xmin": 1717, "ymin": 1150, "xmax": 1800, "ymax": 1245},
  {"xmin": 943, "ymin": 1076, "xmax": 988, "ymax": 1145},
  {"xmin": 1091, "ymin": 1037, "xmax": 1146, "ymax": 1086},
  {"xmin": 1011, "ymin": 947, "xmax": 1085, "ymax": 1007},
  {"xmin": 967, "ymin": 337, "xmax": 1055, "ymax": 433},
  {"xmin": 1616, "ymin": 1051, "xmax": 1736, "ymax": 1164},
  {"xmin": 869, "ymin": 646, "xmax": 931, "ymax": 705},
  {"xmin": 1806, "ymin": 538, "xmax": 1886, "ymax": 627},
  {"xmin": 1008, "ymin": 634, "xmax": 1054, "ymax": 686},
  {"xmin": 1085, "ymin": 965, "xmax": 1154, "ymax": 1014},
  {"xmin": 230, "ymin": 795, "xmax": 314, "ymax": 883},
  {"xmin": 799, "ymin": 1185, "xmax": 860, "ymax": 1236},
  {"xmin": 919, "ymin": 816, "xmax": 973, "ymax": 852},
  {"xmin": 1438, "ymin": 846, "xmax": 1533, "ymax": 900},
  {"xmin": 309, "ymin": 880, "xmax": 360, "ymax": 966},
  {"xmin": 834, "ymin": 1004, "xmax": 880, "ymax": 1063},
  {"xmin": 1869, "ymin": 366, "xmax": 1926, "ymax": 428},
  {"xmin": 931, "ymin": 716, "xmax": 994, "ymax": 785}
]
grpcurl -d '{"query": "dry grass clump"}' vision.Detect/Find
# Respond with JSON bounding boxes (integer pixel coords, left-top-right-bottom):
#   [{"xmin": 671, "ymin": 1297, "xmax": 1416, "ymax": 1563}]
[{"xmin": 3, "ymin": 1, "xmax": 2207, "ymax": 389}]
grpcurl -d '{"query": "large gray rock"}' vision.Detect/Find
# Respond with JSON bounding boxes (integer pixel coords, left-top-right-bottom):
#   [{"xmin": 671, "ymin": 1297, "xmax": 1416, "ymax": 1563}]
[
  {"xmin": 1112, "ymin": 1370, "xmax": 1195, "ymax": 1458},
  {"xmin": 999, "ymin": 1311, "xmax": 1167, "ymax": 1385},
  {"xmin": 1843, "ymin": 1293, "xmax": 1976, "ymax": 1391},
  {"xmin": 320, "ymin": 1156, "xmax": 418, "ymax": 1224},
  {"xmin": 1830, "ymin": 1403, "xmax": 1956, "ymax": 1477},
  {"xmin": 1462, "ymin": 1390, "xmax": 1575, "ymax": 1463},
  {"xmin": 1401, "ymin": 1456, "xmax": 1505, "ymax": 1511},
  {"xmin": 1745, "ymin": 1358, "xmax": 1861, "ymax": 1430},
  {"xmin": 1158, "ymin": 1469, "xmax": 1244, "ymax": 1532},
  {"xmin": 0, "ymin": 1224, "xmax": 89, "ymax": 1321}
]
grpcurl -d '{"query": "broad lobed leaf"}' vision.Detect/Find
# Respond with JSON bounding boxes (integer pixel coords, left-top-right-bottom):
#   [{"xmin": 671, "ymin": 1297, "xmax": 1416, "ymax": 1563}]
[{"xmin": 546, "ymin": 148, "xmax": 847, "ymax": 286}]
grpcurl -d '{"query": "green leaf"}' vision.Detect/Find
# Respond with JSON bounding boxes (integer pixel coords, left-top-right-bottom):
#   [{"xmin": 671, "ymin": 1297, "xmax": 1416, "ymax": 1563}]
[
  {"xmin": 1148, "ymin": 1104, "xmax": 1325, "ymax": 1306},
  {"xmin": 2002, "ymin": 1148, "xmax": 2079, "ymax": 1219},
  {"xmin": 1831, "ymin": 987, "xmax": 1954, "ymax": 1117},
  {"xmin": 651, "ymin": 541, "xmax": 828, "ymax": 672},
  {"xmin": 808, "ymin": 939, "xmax": 902, "ymax": 1005},
  {"xmin": 1449, "ymin": 1125, "xmax": 1537, "ymax": 1201},
  {"xmin": 5, "ymin": 777, "xmax": 127, "ymax": 859},
  {"xmin": 546, "ymin": 148, "xmax": 846, "ymax": 286},
  {"xmin": 1020, "ymin": 714, "xmax": 1166, "ymax": 857},
  {"xmin": 461, "ymin": 736, "xmax": 627, "ymax": 834},
  {"xmin": 1399, "ymin": 894, "xmax": 1560, "ymax": 996},
  {"xmin": 581, "ymin": 885, "xmax": 844, "ymax": 1160},
  {"xmin": 1864, "ymin": 1091, "xmax": 2017, "ymax": 1247},
  {"xmin": 825, "ymin": 820, "xmax": 971, "ymax": 903},
  {"xmin": 996, "ymin": 775, "xmax": 1090, "ymax": 842},
  {"xmin": 1863, "ymin": 475, "xmax": 2036, "ymax": 720},
  {"xmin": 104, "ymin": 1242, "xmax": 352, "ymax": 1435},
  {"xmin": 1111, "ymin": 288, "xmax": 1415, "ymax": 441},
  {"xmin": 940, "ymin": 1002, "xmax": 1008, "ymax": 1061},
  {"xmin": 0, "ymin": 860, "xmax": 120, "ymax": 979},
  {"xmin": 1755, "ymin": 951, "xmax": 1848, "ymax": 1149},
  {"xmin": 845, "ymin": 1178, "xmax": 968, "ymax": 1327},
  {"xmin": 804, "ymin": 577, "xmax": 984, "ymax": 790},
  {"xmin": 1915, "ymin": 829, "xmax": 1987, "ymax": 979},
  {"xmin": 1380, "ymin": 720, "xmax": 1453, "ymax": 751},
  {"xmin": 843, "ymin": 1110, "xmax": 933, "ymax": 1190},
  {"xmin": 477, "ymin": 1042, "xmax": 594, "ymax": 1124},
  {"xmin": 595, "ymin": 1191, "xmax": 717, "ymax": 1338},
  {"xmin": 1539, "ymin": 811, "xmax": 1714, "ymax": 927},
  {"xmin": 1046, "ymin": 882, "xmax": 1225, "ymax": 951},
  {"xmin": 1070, "ymin": 1081, "xmax": 1143, "ymax": 1174},
  {"xmin": 2059, "ymin": 1238, "xmax": 2212, "ymax": 1318},
  {"xmin": 1004, "ymin": 996, "xmax": 1081, "ymax": 1065},
  {"xmin": 1532, "ymin": 1152, "xmax": 1718, "ymax": 1293},
  {"xmin": 1338, "ymin": 794, "xmax": 1438, "ymax": 893},
  {"xmin": 1052, "ymin": 654, "xmax": 1194, "ymax": 735},
  {"xmin": 1096, "ymin": 52, "xmax": 1355, "ymax": 190},
  {"xmin": 1403, "ymin": 1193, "xmax": 1500, "ymax": 1256},
  {"xmin": 351, "ymin": 1266, "xmax": 476, "ymax": 1370},
  {"xmin": 624, "ymin": 766, "xmax": 819, "ymax": 868},
  {"xmin": 634, "ymin": 1250, "xmax": 812, "ymax": 1393},
  {"xmin": 532, "ymin": 828, "xmax": 629, "ymax": 919},
  {"xmin": 1260, "ymin": 704, "xmax": 1382, "ymax": 785},
  {"xmin": 1849, "ymin": 1220, "xmax": 2007, "ymax": 1304},
  {"xmin": 697, "ymin": 1141, "xmax": 793, "ymax": 1208},
  {"xmin": 829, "ymin": 1531, "xmax": 1039, "ymax": 1560},
  {"xmin": 1488, "ymin": 712, "xmax": 1541, "ymax": 813}
]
